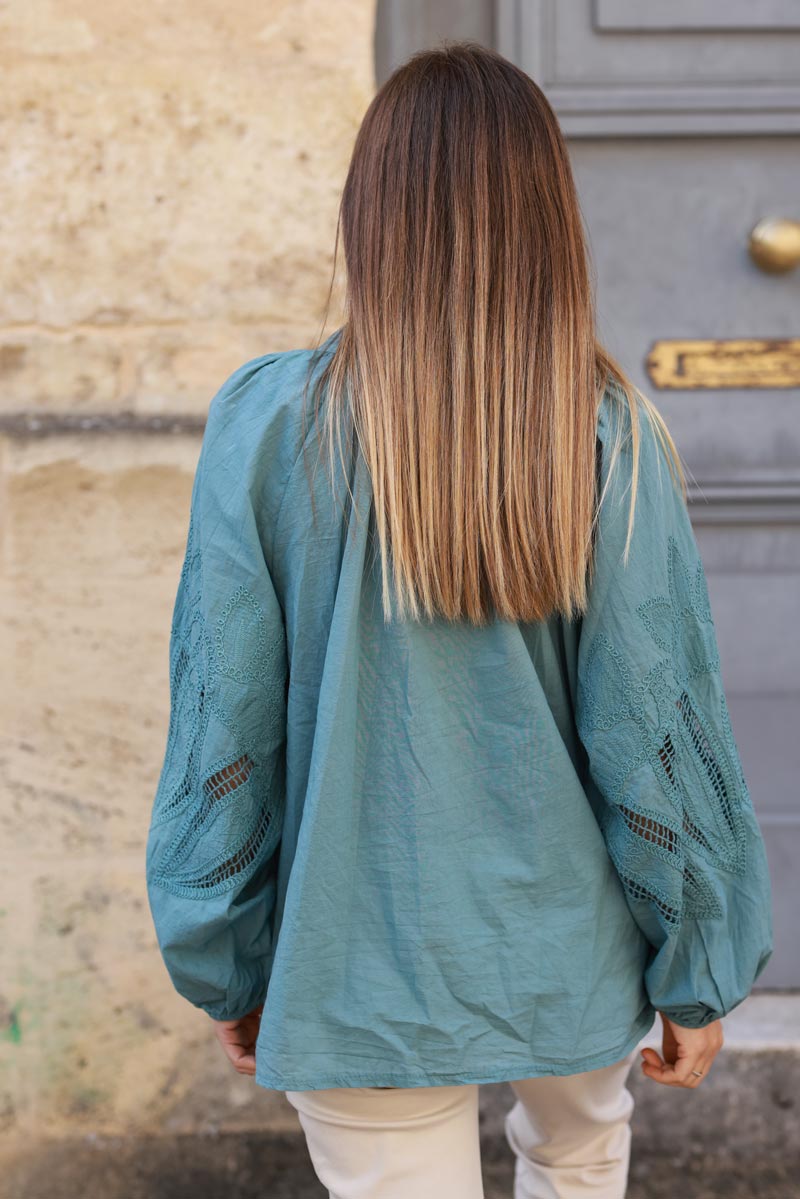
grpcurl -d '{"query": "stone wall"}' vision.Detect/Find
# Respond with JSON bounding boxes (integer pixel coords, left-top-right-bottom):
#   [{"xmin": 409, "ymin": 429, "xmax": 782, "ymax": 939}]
[{"xmin": 0, "ymin": 0, "xmax": 375, "ymax": 1148}]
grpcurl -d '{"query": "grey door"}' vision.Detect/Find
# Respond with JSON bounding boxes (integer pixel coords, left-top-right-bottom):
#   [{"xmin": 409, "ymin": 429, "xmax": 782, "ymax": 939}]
[{"xmin": 377, "ymin": 0, "xmax": 800, "ymax": 987}]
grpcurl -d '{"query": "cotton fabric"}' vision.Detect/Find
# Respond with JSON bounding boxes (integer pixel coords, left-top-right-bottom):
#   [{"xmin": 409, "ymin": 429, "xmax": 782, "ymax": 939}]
[
  {"xmin": 285, "ymin": 1046, "xmax": 639, "ymax": 1199},
  {"xmin": 145, "ymin": 326, "xmax": 774, "ymax": 1092}
]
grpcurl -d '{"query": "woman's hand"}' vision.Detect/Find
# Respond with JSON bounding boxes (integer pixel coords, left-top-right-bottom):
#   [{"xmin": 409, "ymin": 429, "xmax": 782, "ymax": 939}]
[
  {"xmin": 210, "ymin": 1004, "xmax": 264, "ymax": 1076},
  {"xmin": 640, "ymin": 1013, "xmax": 723, "ymax": 1087}
]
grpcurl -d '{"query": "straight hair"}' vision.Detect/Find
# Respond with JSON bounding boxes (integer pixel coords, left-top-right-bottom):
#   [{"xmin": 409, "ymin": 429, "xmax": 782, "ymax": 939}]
[{"xmin": 300, "ymin": 41, "xmax": 686, "ymax": 627}]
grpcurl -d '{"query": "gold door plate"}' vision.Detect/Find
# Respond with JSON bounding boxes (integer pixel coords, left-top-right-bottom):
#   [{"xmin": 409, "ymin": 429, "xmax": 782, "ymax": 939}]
[{"xmin": 646, "ymin": 338, "xmax": 800, "ymax": 389}]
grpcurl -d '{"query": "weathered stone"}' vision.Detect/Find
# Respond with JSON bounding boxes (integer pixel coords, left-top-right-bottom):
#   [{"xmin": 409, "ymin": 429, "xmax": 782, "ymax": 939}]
[
  {"xmin": 0, "ymin": 0, "xmax": 373, "ymax": 1147},
  {"xmin": 0, "ymin": 2, "xmax": 365, "ymax": 404},
  {"xmin": 1, "ymin": 432, "xmax": 199, "ymax": 863}
]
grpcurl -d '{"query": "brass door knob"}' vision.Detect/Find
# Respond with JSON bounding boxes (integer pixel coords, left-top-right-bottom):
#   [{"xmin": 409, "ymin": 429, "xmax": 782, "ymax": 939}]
[{"xmin": 748, "ymin": 218, "xmax": 800, "ymax": 274}]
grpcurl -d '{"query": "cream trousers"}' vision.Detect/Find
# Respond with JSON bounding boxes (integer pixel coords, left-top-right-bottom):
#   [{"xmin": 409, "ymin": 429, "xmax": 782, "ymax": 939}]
[{"xmin": 285, "ymin": 1046, "xmax": 640, "ymax": 1199}]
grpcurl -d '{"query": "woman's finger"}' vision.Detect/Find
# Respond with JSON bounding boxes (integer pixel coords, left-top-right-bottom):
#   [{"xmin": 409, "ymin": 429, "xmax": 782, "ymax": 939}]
[
  {"xmin": 640, "ymin": 1047, "xmax": 663, "ymax": 1070},
  {"xmin": 227, "ymin": 1049, "xmax": 257, "ymax": 1076},
  {"xmin": 212, "ymin": 1020, "xmax": 259, "ymax": 1075},
  {"xmin": 642, "ymin": 1046, "xmax": 705, "ymax": 1087},
  {"xmin": 643, "ymin": 1017, "xmax": 724, "ymax": 1088},
  {"xmin": 686, "ymin": 1051, "xmax": 714, "ymax": 1087}
]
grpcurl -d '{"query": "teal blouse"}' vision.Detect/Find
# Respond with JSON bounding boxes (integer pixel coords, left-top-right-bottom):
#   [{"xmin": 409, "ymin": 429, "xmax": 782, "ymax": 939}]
[{"xmin": 145, "ymin": 327, "xmax": 774, "ymax": 1092}]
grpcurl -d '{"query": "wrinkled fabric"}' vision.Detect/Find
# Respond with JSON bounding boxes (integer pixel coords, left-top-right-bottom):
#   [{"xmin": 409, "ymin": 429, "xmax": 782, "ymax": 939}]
[{"xmin": 145, "ymin": 327, "xmax": 774, "ymax": 1091}]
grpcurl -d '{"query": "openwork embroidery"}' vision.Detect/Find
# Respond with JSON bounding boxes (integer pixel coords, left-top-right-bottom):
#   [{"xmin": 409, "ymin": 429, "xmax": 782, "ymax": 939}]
[
  {"xmin": 578, "ymin": 536, "xmax": 749, "ymax": 937},
  {"xmin": 149, "ymin": 512, "xmax": 286, "ymax": 899}
]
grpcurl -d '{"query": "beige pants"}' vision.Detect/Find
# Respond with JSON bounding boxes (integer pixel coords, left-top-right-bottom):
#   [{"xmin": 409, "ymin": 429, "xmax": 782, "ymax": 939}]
[{"xmin": 285, "ymin": 1046, "xmax": 640, "ymax": 1199}]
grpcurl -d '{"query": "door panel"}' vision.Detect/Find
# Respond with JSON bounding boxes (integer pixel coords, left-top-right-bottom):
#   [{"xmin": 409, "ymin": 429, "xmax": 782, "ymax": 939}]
[
  {"xmin": 595, "ymin": 0, "xmax": 800, "ymax": 33},
  {"xmin": 497, "ymin": 0, "xmax": 800, "ymax": 134}
]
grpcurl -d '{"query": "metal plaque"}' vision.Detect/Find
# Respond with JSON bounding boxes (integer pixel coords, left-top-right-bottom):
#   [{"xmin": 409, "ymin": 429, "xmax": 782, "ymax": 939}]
[{"xmin": 646, "ymin": 338, "xmax": 800, "ymax": 389}]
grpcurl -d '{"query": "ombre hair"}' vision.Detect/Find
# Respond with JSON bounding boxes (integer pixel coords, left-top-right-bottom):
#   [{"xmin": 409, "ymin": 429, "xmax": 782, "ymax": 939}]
[{"xmin": 301, "ymin": 41, "xmax": 686, "ymax": 627}]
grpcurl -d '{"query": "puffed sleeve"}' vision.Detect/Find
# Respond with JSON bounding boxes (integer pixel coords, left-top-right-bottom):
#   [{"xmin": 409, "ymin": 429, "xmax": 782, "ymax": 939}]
[
  {"xmin": 575, "ymin": 388, "xmax": 774, "ymax": 1029},
  {"xmin": 145, "ymin": 381, "xmax": 288, "ymax": 1022}
]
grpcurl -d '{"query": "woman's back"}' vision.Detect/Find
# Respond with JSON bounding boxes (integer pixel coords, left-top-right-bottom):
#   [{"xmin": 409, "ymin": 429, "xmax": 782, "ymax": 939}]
[{"xmin": 145, "ymin": 331, "xmax": 773, "ymax": 1091}]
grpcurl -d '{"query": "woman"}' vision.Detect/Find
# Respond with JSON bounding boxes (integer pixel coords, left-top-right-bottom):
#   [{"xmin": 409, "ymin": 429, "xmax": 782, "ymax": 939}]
[{"xmin": 145, "ymin": 41, "xmax": 773, "ymax": 1199}]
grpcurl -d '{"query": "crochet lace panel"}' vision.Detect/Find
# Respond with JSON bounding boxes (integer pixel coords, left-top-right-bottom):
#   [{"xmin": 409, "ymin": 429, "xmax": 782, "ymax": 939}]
[
  {"xmin": 149, "ymin": 513, "xmax": 286, "ymax": 900},
  {"xmin": 578, "ymin": 536, "xmax": 750, "ymax": 937}
]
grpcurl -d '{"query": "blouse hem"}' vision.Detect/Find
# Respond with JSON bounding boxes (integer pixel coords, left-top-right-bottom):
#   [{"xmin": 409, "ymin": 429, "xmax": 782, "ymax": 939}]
[{"xmin": 254, "ymin": 1005, "xmax": 657, "ymax": 1093}]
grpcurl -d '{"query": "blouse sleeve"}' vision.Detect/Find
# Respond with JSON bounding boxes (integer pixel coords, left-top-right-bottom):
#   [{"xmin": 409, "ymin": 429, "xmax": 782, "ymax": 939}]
[
  {"xmin": 145, "ymin": 382, "xmax": 288, "ymax": 1022},
  {"xmin": 575, "ymin": 390, "xmax": 774, "ymax": 1029}
]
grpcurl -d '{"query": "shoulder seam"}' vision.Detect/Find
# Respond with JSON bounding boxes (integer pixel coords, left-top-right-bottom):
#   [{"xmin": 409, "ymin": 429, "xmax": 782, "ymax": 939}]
[
  {"xmin": 208, "ymin": 345, "xmax": 333, "ymax": 566},
  {"xmin": 271, "ymin": 352, "xmax": 331, "ymax": 560}
]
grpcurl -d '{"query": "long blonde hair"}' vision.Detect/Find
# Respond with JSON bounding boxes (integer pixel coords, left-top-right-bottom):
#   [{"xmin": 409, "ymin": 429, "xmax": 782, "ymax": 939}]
[{"xmin": 301, "ymin": 41, "xmax": 686, "ymax": 627}]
